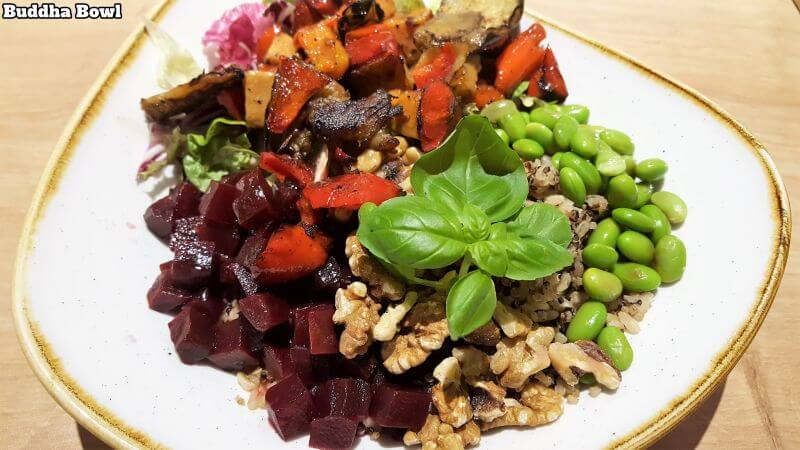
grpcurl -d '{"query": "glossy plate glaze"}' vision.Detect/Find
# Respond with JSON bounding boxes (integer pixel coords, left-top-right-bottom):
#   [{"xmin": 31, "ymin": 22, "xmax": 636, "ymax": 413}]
[{"xmin": 12, "ymin": 0, "xmax": 790, "ymax": 448}]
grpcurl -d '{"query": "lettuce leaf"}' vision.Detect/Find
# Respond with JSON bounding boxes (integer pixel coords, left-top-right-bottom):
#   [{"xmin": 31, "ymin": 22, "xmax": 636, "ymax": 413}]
[
  {"xmin": 182, "ymin": 118, "xmax": 259, "ymax": 191},
  {"xmin": 144, "ymin": 19, "xmax": 202, "ymax": 90}
]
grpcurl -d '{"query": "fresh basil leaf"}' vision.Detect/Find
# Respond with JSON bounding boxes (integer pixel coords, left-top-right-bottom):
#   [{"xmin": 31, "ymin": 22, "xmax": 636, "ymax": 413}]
[
  {"xmin": 356, "ymin": 202, "xmax": 418, "ymax": 282},
  {"xmin": 468, "ymin": 241, "xmax": 508, "ymax": 277},
  {"xmin": 501, "ymin": 236, "xmax": 573, "ymax": 280},
  {"xmin": 182, "ymin": 118, "xmax": 258, "ymax": 191},
  {"xmin": 460, "ymin": 204, "xmax": 490, "ymax": 243},
  {"xmin": 411, "ymin": 115, "xmax": 528, "ymax": 222},
  {"xmin": 487, "ymin": 222, "xmax": 509, "ymax": 240},
  {"xmin": 446, "ymin": 270, "xmax": 497, "ymax": 340},
  {"xmin": 507, "ymin": 203, "xmax": 573, "ymax": 248},
  {"xmin": 357, "ymin": 196, "xmax": 468, "ymax": 269}
]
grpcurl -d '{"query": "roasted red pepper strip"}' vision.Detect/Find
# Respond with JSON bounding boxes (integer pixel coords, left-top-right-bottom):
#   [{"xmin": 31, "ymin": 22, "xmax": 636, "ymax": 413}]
[
  {"xmin": 528, "ymin": 47, "xmax": 568, "ymax": 103},
  {"xmin": 474, "ymin": 82, "xmax": 504, "ymax": 109},
  {"xmin": 255, "ymin": 26, "xmax": 278, "ymax": 63},
  {"xmin": 296, "ymin": 196, "xmax": 322, "ymax": 224},
  {"xmin": 343, "ymin": 23, "xmax": 389, "ymax": 44},
  {"xmin": 418, "ymin": 79, "xmax": 459, "ymax": 152},
  {"xmin": 412, "ymin": 43, "xmax": 458, "ymax": 89},
  {"xmin": 308, "ymin": 0, "xmax": 339, "ymax": 16},
  {"xmin": 259, "ymin": 152, "xmax": 314, "ymax": 187},
  {"xmin": 302, "ymin": 173, "xmax": 401, "ymax": 210},
  {"xmin": 494, "ymin": 23, "xmax": 547, "ymax": 95},
  {"xmin": 345, "ymin": 30, "xmax": 400, "ymax": 67},
  {"xmin": 254, "ymin": 224, "xmax": 331, "ymax": 285},
  {"xmin": 266, "ymin": 58, "xmax": 330, "ymax": 134}
]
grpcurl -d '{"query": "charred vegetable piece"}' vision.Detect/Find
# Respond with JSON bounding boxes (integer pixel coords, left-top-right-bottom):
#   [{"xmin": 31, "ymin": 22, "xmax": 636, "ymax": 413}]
[
  {"xmin": 345, "ymin": 51, "xmax": 408, "ymax": 98},
  {"xmin": 527, "ymin": 47, "xmax": 568, "ymax": 103},
  {"xmin": 263, "ymin": 343, "xmax": 296, "ymax": 380},
  {"xmin": 418, "ymin": 79, "xmax": 459, "ymax": 152},
  {"xmin": 207, "ymin": 318, "xmax": 260, "ymax": 372},
  {"xmin": 412, "ymin": 42, "xmax": 467, "ymax": 89},
  {"xmin": 346, "ymin": 17, "xmax": 420, "ymax": 63},
  {"xmin": 338, "ymin": 0, "xmax": 384, "ymax": 39},
  {"xmin": 244, "ymin": 70, "xmax": 275, "ymax": 128},
  {"xmin": 238, "ymin": 293, "xmax": 291, "ymax": 332},
  {"xmin": 267, "ymin": 58, "xmax": 331, "ymax": 134},
  {"xmin": 141, "ymin": 67, "xmax": 244, "ymax": 122},
  {"xmin": 308, "ymin": 304, "xmax": 339, "ymax": 355},
  {"xmin": 449, "ymin": 55, "xmax": 480, "ymax": 101},
  {"xmin": 267, "ymin": 374, "xmax": 314, "ymax": 440},
  {"xmin": 369, "ymin": 384, "xmax": 432, "ymax": 431},
  {"xmin": 259, "ymin": 152, "xmax": 314, "ymax": 187},
  {"xmin": 293, "ymin": 0, "xmax": 323, "ymax": 34},
  {"xmin": 303, "ymin": 173, "xmax": 401, "ymax": 210},
  {"xmin": 312, "ymin": 378, "xmax": 371, "ymax": 419},
  {"xmin": 295, "ymin": 21, "xmax": 350, "ymax": 80},
  {"xmin": 345, "ymin": 30, "xmax": 400, "ymax": 67},
  {"xmin": 474, "ymin": 81, "xmax": 504, "ymax": 109},
  {"xmin": 494, "ymin": 22, "xmax": 546, "ymax": 95},
  {"xmin": 308, "ymin": 90, "xmax": 402, "ymax": 145},
  {"xmin": 254, "ymin": 224, "xmax": 332, "ymax": 285},
  {"xmin": 413, "ymin": 0, "xmax": 522, "ymax": 52},
  {"xmin": 168, "ymin": 301, "xmax": 220, "ymax": 364},
  {"xmin": 388, "ymin": 89, "xmax": 421, "ymax": 139}
]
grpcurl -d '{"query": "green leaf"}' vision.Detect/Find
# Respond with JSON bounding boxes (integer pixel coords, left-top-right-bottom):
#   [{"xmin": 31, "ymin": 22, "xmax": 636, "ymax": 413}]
[
  {"xmin": 446, "ymin": 270, "xmax": 497, "ymax": 340},
  {"xmin": 182, "ymin": 118, "xmax": 258, "ymax": 191},
  {"xmin": 356, "ymin": 196, "xmax": 469, "ymax": 269},
  {"xmin": 411, "ymin": 115, "xmax": 528, "ymax": 222},
  {"xmin": 506, "ymin": 203, "xmax": 573, "ymax": 248},
  {"xmin": 500, "ymin": 236, "xmax": 574, "ymax": 280},
  {"xmin": 460, "ymin": 204, "xmax": 490, "ymax": 243},
  {"xmin": 468, "ymin": 241, "xmax": 508, "ymax": 277}
]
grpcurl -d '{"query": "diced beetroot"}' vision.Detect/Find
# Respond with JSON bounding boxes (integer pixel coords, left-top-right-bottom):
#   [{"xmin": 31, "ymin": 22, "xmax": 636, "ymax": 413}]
[
  {"xmin": 239, "ymin": 293, "xmax": 290, "ymax": 332},
  {"xmin": 370, "ymin": 384, "xmax": 432, "ymax": 431},
  {"xmin": 309, "ymin": 416, "xmax": 358, "ymax": 450},
  {"xmin": 195, "ymin": 221, "xmax": 241, "ymax": 256},
  {"xmin": 312, "ymin": 378, "xmax": 371, "ymax": 419},
  {"xmin": 292, "ymin": 304, "xmax": 314, "ymax": 347},
  {"xmin": 308, "ymin": 304, "xmax": 338, "ymax": 355},
  {"xmin": 168, "ymin": 301, "xmax": 216, "ymax": 363},
  {"xmin": 290, "ymin": 345, "xmax": 314, "ymax": 385},
  {"xmin": 233, "ymin": 169, "xmax": 278, "ymax": 230},
  {"xmin": 169, "ymin": 216, "xmax": 203, "ymax": 251},
  {"xmin": 266, "ymin": 374, "xmax": 313, "ymax": 440},
  {"xmin": 263, "ymin": 344, "xmax": 295, "ymax": 380},
  {"xmin": 169, "ymin": 240, "xmax": 215, "ymax": 289},
  {"xmin": 220, "ymin": 170, "xmax": 247, "ymax": 186},
  {"xmin": 236, "ymin": 231, "xmax": 271, "ymax": 268},
  {"xmin": 199, "ymin": 181, "xmax": 239, "ymax": 225},
  {"xmin": 143, "ymin": 195, "xmax": 174, "ymax": 239},
  {"xmin": 219, "ymin": 261, "xmax": 259, "ymax": 296},
  {"xmin": 335, "ymin": 355, "xmax": 377, "ymax": 381},
  {"xmin": 312, "ymin": 257, "xmax": 347, "ymax": 292},
  {"xmin": 171, "ymin": 182, "xmax": 202, "ymax": 220},
  {"xmin": 269, "ymin": 405, "xmax": 311, "ymax": 441},
  {"xmin": 146, "ymin": 272, "xmax": 200, "ymax": 313},
  {"xmin": 207, "ymin": 318, "xmax": 260, "ymax": 371}
]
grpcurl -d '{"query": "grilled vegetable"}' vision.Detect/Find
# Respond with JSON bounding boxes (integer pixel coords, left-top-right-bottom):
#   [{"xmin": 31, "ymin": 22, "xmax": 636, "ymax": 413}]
[
  {"xmin": 141, "ymin": 67, "xmax": 244, "ymax": 122},
  {"xmin": 474, "ymin": 81, "xmax": 503, "ymax": 108},
  {"xmin": 295, "ymin": 21, "xmax": 350, "ymax": 80},
  {"xmin": 308, "ymin": 90, "xmax": 402, "ymax": 146},
  {"xmin": 266, "ymin": 58, "xmax": 331, "ymax": 134},
  {"xmin": 259, "ymin": 152, "xmax": 314, "ymax": 186},
  {"xmin": 244, "ymin": 70, "xmax": 276, "ymax": 128},
  {"xmin": 413, "ymin": 0, "xmax": 522, "ymax": 52},
  {"xmin": 293, "ymin": 0, "xmax": 323, "ymax": 34},
  {"xmin": 418, "ymin": 79, "xmax": 459, "ymax": 151},
  {"xmin": 303, "ymin": 173, "xmax": 401, "ymax": 210},
  {"xmin": 411, "ymin": 42, "xmax": 468, "ymax": 89},
  {"xmin": 449, "ymin": 54, "xmax": 480, "ymax": 101},
  {"xmin": 527, "ymin": 47, "xmax": 568, "ymax": 103},
  {"xmin": 346, "ymin": 52, "xmax": 408, "ymax": 97},
  {"xmin": 264, "ymin": 33, "xmax": 298, "ymax": 65},
  {"xmin": 254, "ymin": 224, "xmax": 332, "ymax": 285},
  {"xmin": 494, "ymin": 22, "xmax": 546, "ymax": 95},
  {"xmin": 345, "ymin": 29, "xmax": 400, "ymax": 66},
  {"xmin": 338, "ymin": 0, "xmax": 384, "ymax": 38},
  {"xmin": 388, "ymin": 89, "xmax": 421, "ymax": 139}
]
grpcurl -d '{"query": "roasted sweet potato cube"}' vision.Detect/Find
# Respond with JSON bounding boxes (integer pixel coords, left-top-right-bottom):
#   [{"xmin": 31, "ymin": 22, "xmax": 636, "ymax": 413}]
[
  {"xmin": 295, "ymin": 21, "xmax": 350, "ymax": 80},
  {"xmin": 369, "ymin": 384, "xmax": 432, "ymax": 431},
  {"xmin": 388, "ymin": 89, "xmax": 420, "ymax": 139},
  {"xmin": 309, "ymin": 416, "xmax": 358, "ymax": 450},
  {"xmin": 267, "ymin": 58, "xmax": 331, "ymax": 134},
  {"xmin": 207, "ymin": 318, "xmax": 260, "ymax": 371},
  {"xmin": 199, "ymin": 181, "xmax": 239, "ymax": 226},
  {"xmin": 168, "ymin": 301, "xmax": 217, "ymax": 364},
  {"xmin": 239, "ymin": 293, "xmax": 290, "ymax": 332},
  {"xmin": 312, "ymin": 378, "xmax": 371, "ymax": 419}
]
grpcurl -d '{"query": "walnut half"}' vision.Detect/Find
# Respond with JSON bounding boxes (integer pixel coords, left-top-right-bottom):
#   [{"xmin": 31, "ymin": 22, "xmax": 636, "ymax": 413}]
[
  {"xmin": 404, "ymin": 415, "xmax": 481, "ymax": 450},
  {"xmin": 480, "ymin": 383, "xmax": 563, "ymax": 431},
  {"xmin": 382, "ymin": 301, "xmax": 450, "ymax": 374},
  {"xmin": 345, "ymin": 234, "xmax": 405, "ymax": 301},
  {"xmin": 333, "ymin": 282, "xmax": 380, "ymax": 359},
  {"xmin": 548, "ymin": 341, "xmax": 621, "ymax": 389},
  {"xmin": 432, "ymin": 357, "xmax": 473, "ymax": 428},
  {"xmin": 489, "ymin": 328, "xmax": 554, "ymax": 390}
]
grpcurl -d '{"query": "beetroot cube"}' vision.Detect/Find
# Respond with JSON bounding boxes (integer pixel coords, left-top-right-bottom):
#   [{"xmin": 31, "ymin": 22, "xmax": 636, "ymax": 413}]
[
  {"xmin": 199, "ymin": 181, "xmax": 239, "ymax": 225},
  {"xmin": 169, "ymin": 240, "xmax": 215, "ymax": 289},
  {"xmin": 266, "ymin": 374, "xmax": 313, "ymax": 440},
  {"xmin": 312, "ymin": 257, "xmax": 346, "ymax": 292},
  {"xmin": 196, "ymin": 221, "xmax": 241, "ymax": 256},
  {"xmin": 292, "ymin": 305, "xmax": 314, "ymax": 347},
  {"xmin": 171, "ymin": 182, "xmax": 202, "ymax": 220},
  {"xmin": 263, "ymin": 344, "xmax": 295, "ymax": 380},
  {"xmin": 219, "ymin": 261, "xmax": 258, "ymax": 296},
  {"xmin": 290, "ymin": 345, "xmax": 314, "ymax": 386},
  {"xmin": 168, "ymin": 302, "xmax": 215, "ymax": 363},
  {"xmin": 309, "ymin": 417, "xmax": 358, "ymax": 450},
  {"xmin": 239, "ymin": 293, "xmax": 290, "ymax": 332},
  {"xmin": 308, "ymin": 304, "xmax": 338, "ymax": 355},
  {"xmin": 312, "ymin": 378, "xmax": 371, "ymax": 419},
  {"xmin": 207, "ymin": 318, "xmax": 259, "ymax": 371},
  {"xmin": 233, "ymin": 169, "xmax": 278, "ymax": 230},
  {"xmin": 143, "ymin": 195, "xmax": 174, "ymax": 239},
  {"xmin": 147, "ymin": 273, "xmax": 199, "ymax": 313},
  {"xmin": 334, "ymin": 355, "xmax": 377, "ymax": 381},
  {"xmin": 236, "ymin": 232, "xmax": 270, "ymax": 268},
  {"xmin": 370, "ymin": 384, "xmax": 432, "ymax": 431},
  {"xmin": 269, "ymin": 405, "xmax": 310, "ymax": 441},
  {"xmin": 169, "ymin": 216, "xmax": 202, "ymax": 251}
]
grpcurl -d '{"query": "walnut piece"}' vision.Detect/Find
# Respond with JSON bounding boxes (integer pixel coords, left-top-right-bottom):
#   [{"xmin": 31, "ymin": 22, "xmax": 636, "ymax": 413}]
[
  {"xmin": 480, "ymin": 384, "xmax": 563, "ymax": 430},
  {"xmin": 433, "ymin": 357, "xmax": 473, "ymax": 428},
  {"xmin": 490, "ymin": 329, "xmax": 552, "ymax": 390},
  {"xmin": 382, "ymin": 301, "xmax": 449, "ymax": 374},
  {"xmin": 373, "ymin": 292, "xmax": 419, "ymax": 342},
  {"xmin": 470, "ymin": 381, "xmax": 507, "ymax": 422},
  {"xmin": 451, "ymin": 347, "xmax": 491, "ymax": 384},
  {"xmin": 463, "ymin": 321, "xmax": 501, "ymax": 347},
  {"xmin": 333, "ymin": 282, "xmax": 381, "ymax": 359},
  {"xmin": 493, "ymin": 302, "xmax": 532, "ymax": 338},
  {"xmin": 404, "ymin": 415, "xmax": 481, "ymax": 450},
  {"xmin": 548, "ymin": 341, "xmax": 621, "ymax": 389},
  {"xmin": 345, "ymin": 234, "xmax": 406, "ymax": 301}
]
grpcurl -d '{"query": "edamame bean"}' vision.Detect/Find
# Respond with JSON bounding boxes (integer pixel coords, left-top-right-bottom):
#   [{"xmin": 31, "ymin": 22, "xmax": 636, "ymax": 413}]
[
  {"xmin": 613, "ymin": 263, "xmax": 662, "ymax": 292},
  {"xmin": 529, "ymin": 107, "xmax": 562, "ymax": 129},
  {"xmin": 622, "ymin": 155, "xmax": 636, "ymax": 176},
  {"xmin": 607, "ymin": 174, "xmax": 638, "ymax": 208},
  {"xmin": 654, "ymin": 235, "xmax": 686, "ymax": 283},
  {"xmin": 553, "ymin": 115, "xmax": 579, "ymax": 150},
  {"xmin": 597, "ymin": 326, "xmax": 633, "ymax": 371},
  {"xmin": 559, "ymin": 167, "xmax": 586, "ymax": 205},
  {"xmin": 563, "ymin": 104, "xmax": 590, "ymax": 124},
  {"xmin": 582, "ymin": 243, "xmax": 619, "ymax": 270},
  {"xmin": 600, "ymin": 129, "xmax": 635, "ymax": 155},
  {"xmin": 612, "ymin": 208, "xmax": 656, "ymax": 233},
  {"xmin": 525, "ymin": 122, "xmax": 556, "ymax": 154},
  {"xmin": 560, "ymin": 152, "xmax": 602, "ymax": 194},
  {"xmin": 650, "ymin": 191, "xmax": 688, "ymax": 225},
  {"xmin": 636, "ymin": 158, "xmax": 668, "ymax": 182},
  {"xmin": 583, "ymin": 268, "xmax": 623, "ymax": 302},
  {"xmin": 481, "ymin": 99, "xmax": 518, "ymax": 123},
  {"xmin": 634, "ymin": 183, "xmax": 652, "ymax": 209},
  {"xmin": 639, "ymin": 204, "xmax": 671, "ymax": 243},
  {"xmin": 570, "ymin": 125, "xmax": 599, "ymax": 158},
  {"xmin": 513, "ymin": 138, "xmax": 545, "ymax": 160},
  {"xmin": 495, "ymin": 128, "xmax": 510, "ymax": 145},
  {"xmin": 499, "ymin": 111, "xmax": 528, "ymax": 142},
  {"xmin": 551, "ymin": 152, "xmax": 564, "ymax": 170},
  {"xmin": 588, "ymin": 218, "xmax": 621, "ymax": 247},
  {"xmin": 566, "ymin": 301, "xmax": 607, "ymax": 342},
  {"xmin": 595, "ymin": 147, "xmax": 626, "ymax": 177},
  {"xmin": 617, "ymin": 230, "xmax": 655, "ymax": 264}
]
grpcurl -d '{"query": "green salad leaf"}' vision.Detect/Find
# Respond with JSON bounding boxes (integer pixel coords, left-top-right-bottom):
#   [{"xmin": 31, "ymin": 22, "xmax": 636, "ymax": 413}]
[
  {"xmin": 182, "ymin": 118, "xmax": 259, "ymax": 191},
  {"xmin": 446, "ymin": 271, "xmax": 497, "ymax": 339},
  {"xmin": 411, "ymin": 115, "xmax": 528, "ymax": 223}
]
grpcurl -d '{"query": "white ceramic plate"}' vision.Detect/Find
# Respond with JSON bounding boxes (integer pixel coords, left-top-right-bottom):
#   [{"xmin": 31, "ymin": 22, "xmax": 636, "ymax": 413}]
[{"xmin": 13, "ymin": 1, "xmax": 790, "ymax": 448}]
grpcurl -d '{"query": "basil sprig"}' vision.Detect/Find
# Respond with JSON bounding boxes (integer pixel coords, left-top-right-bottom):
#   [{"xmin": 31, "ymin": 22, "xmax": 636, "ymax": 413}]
[{"xmin": 358, "ymin": 115, "xmax": 573, "ymax": 339}]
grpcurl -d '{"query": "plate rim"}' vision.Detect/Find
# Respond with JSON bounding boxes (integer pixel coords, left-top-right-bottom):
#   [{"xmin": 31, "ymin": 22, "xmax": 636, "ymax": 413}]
[{"xmin": 11, "ymin": 1, "xmax": 792, "ymax": 449}]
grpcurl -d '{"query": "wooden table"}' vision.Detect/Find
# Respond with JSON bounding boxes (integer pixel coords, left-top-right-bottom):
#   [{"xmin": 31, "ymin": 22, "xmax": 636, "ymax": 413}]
[{"xmin": 1, "ymin": 1, "xmax": 798, "ymax": 448}]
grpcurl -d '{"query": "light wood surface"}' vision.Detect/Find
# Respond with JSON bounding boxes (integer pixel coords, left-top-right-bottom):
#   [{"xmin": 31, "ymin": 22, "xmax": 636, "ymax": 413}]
[{"xmin": 0, "ymin": 1, "xmax": 798, "ymax": 448}]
